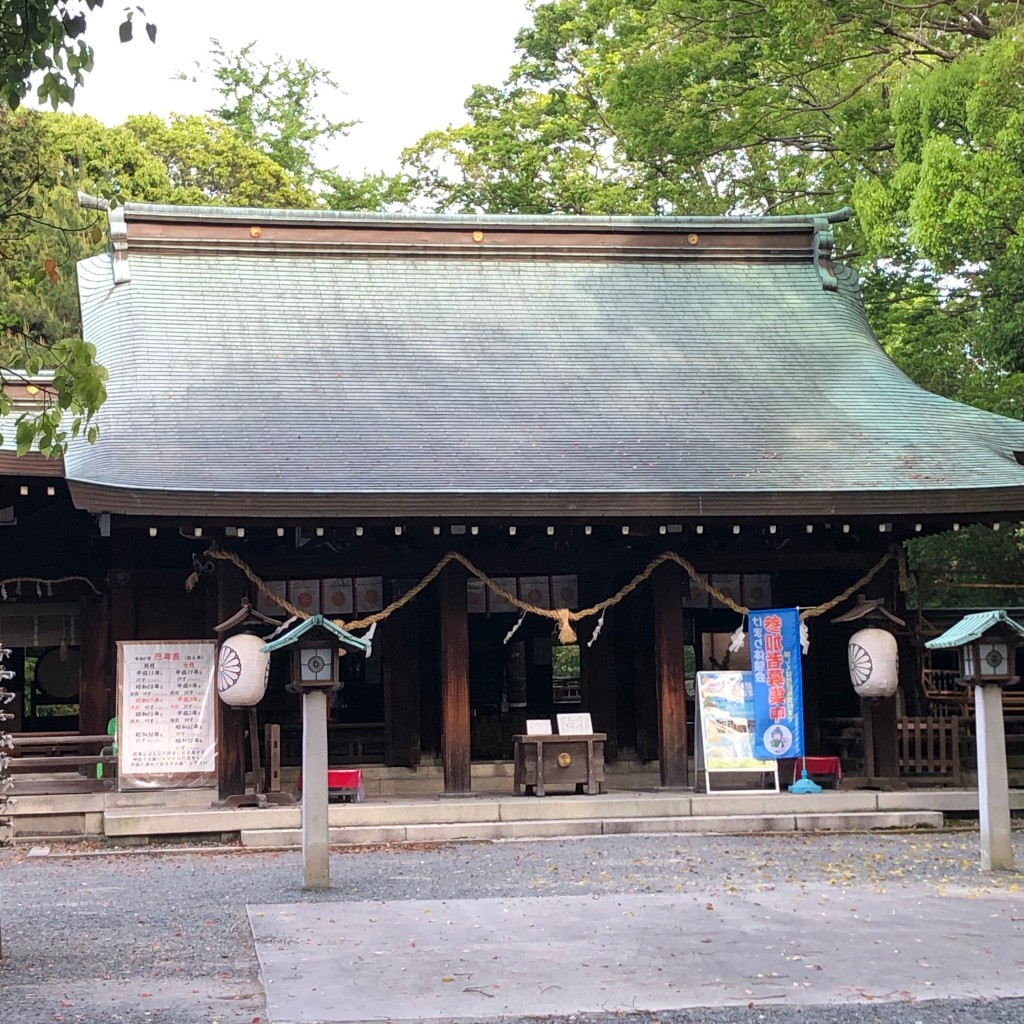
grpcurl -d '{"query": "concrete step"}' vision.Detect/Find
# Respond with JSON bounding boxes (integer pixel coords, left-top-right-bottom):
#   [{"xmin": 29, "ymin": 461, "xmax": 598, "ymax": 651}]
[
  {"xmin": 90, "ymin": 786, "xmax": 1024, "ymax": 841},
  {"xmin": 14, "ymin": 782, "xmax": 1018, "ymax": 841},
  {"xmin": 104, "ymin": 804, "xmax": 300, "ymax": 838},
  {"xmin": 8, "ymin": 786, "xmax": 222, "ymax": 839},
  {"xmin": 239, "ymin": 810, "xmax": 945, "ymax": 849}
]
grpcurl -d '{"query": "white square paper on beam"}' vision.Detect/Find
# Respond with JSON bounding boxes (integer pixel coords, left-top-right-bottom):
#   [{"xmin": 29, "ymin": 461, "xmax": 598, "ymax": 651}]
[
  {"xmin": 526, "ymin": 719, "xmax": 552, "ymax": 735},
  {"xmin": 556, "ymin": 712, "xmax": 593, "ymax": 736}
]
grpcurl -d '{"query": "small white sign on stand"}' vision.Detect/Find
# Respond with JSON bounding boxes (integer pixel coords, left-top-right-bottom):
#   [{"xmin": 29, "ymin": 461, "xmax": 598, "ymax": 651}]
[
  {"xmin": 556, "ymin": 712, "xmax": 593, "ymax": 736},
  {"xmin": 526, "ymin": 719, "xmax": 553, "ymax": 735}
]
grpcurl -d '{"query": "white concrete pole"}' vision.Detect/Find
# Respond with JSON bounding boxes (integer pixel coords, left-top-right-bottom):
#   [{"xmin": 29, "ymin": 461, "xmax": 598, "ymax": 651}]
[
  {"xmin": 302, "ymin": 688, "xmax": 331, "ymax": 890},
  {"xmin": 975, "ymin": 683, "xmax": 1015, "ymax": 872}
]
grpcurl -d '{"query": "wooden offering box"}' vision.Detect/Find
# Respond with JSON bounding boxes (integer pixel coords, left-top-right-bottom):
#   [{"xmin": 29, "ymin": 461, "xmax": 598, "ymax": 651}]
[{"xmin": 513, "ymin": 733, "xmax": 606, "ymax": 796}]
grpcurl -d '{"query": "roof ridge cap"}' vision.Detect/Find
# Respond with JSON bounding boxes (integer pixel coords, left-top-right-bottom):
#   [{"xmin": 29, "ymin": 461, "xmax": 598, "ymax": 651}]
[{"xmin": 115, "ymin": 202, "xmax": 846, "ymax": 232}]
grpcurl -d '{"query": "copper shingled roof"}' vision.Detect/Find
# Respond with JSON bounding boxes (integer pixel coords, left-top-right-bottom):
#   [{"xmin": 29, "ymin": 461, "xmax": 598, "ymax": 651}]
[{"xmin": 66, "ymin": 203, "xmax": 1024, "ymax": 519}]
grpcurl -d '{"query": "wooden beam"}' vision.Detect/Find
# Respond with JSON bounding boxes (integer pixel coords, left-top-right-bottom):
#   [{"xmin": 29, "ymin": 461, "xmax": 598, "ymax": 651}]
[
  {"xmin": 654, "ymin": 563, "xmax": 689, "ymax": 787},
  {"xmin": 439, "ymin": 564, "xmax": 471, "ymax": 793},
  {"xmin": 78, "ymin": 594, "xmax": 111, "ymax": 737}
]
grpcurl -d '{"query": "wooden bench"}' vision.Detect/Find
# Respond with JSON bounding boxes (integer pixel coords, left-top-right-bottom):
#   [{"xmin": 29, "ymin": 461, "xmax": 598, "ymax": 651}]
[
  {"xmin": 7, "ymin": 754, "xmax": 118, "ymax": 773},
  {"xmin": 8, "ymin": 734, "xmax": 114, "ymax": 775}
]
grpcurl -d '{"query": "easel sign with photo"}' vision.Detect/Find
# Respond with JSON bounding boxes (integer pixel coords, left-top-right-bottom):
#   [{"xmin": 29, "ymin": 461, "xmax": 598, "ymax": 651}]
[{"xmin": 695, "ymin": 671, "xmax": 779, "ymax": 794}]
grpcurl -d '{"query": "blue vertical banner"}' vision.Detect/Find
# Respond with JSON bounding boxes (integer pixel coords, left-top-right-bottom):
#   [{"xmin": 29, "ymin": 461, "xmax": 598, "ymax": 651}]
[{"xmin": 749, "ymin": 608, "xmax": 805, "ymax": 759}]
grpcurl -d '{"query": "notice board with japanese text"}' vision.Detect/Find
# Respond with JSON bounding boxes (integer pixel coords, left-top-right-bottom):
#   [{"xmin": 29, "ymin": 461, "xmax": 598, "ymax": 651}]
[{"xmin": 116, "ymin": 640, "xmax": 217, "ymax": 790}]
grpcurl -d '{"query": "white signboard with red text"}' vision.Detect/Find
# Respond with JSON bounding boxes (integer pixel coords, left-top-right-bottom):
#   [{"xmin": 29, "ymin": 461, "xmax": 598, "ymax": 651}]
[{"xmin": 116, "ymin": 640, "xmax": 217, "ymax": 790}]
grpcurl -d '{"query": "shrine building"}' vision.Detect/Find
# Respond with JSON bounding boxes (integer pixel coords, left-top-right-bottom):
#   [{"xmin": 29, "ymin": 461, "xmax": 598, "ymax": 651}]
[{"xmin": 6, "ymin": 202, "xmax": 1024, "ymax": 798}]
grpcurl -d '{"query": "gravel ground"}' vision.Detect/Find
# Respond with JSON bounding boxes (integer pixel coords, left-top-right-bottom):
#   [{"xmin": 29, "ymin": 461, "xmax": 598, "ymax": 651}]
[{"xmin": 1, "ymin": 828, "xmax": 1023, "ymax": 1024}]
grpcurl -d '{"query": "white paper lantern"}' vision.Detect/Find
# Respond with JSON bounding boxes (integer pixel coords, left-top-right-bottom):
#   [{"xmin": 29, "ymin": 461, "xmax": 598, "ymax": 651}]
[
  {"xmin": 217, "ymin": 633, "xmax": 270, "ymax": 706},
  {"xmin": 847, "ymin": 628, "xmax": 899, "ymax": 698}
]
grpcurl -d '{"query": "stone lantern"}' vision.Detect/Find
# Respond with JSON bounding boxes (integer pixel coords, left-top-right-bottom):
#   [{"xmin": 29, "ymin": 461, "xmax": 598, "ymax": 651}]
[
  {"xmin": 261, "ymin": 615, "xmax": 368, "ymax": 889},
  {"xmin": 926, "ymin": 609, "xmax": 1024, "ymax": 871}
]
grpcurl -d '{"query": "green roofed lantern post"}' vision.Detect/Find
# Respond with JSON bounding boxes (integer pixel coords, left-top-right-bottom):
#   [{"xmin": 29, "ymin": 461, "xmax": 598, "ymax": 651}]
[
  {"xmin": 261, "ymin": 616, "xmax": 369, "ymax": 890},
  {"xmin": 926, "ymin": 610, "xmax": 1024, "ymax": 871}
]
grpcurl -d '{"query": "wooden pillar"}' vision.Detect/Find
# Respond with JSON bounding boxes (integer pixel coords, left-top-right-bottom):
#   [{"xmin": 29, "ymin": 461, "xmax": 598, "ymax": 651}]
[
  {"xmin": 872, "ymin": 695, "xmax": 900, "ymax": 779},
  {"xmin": 861, "ymin": 695, "xmax": 899, "ymax": 782},
  {"xmin": 630, "ymin": 588, "xmax": 658, "ymax": 762},
  {"xmin": 108, "ymin": 528, "xmax": 135, "ymax": 756},
  {"xmin": 109, "ymin": 528, "xmax": 136, "ymax": 645},
  {"xmin": 419, "ymin": 591, "xmax": 442, "ymax": 758},
  {"xmin": 439, "ymin": 564, "xmax": 471, "ymax": 793},
  {"xmin": 653, "ymin": 563, "xmax": 689, "ymax": 788},
  {"xmin": 613, "ymin": 601, "xmax": 638, "ymax": 755},
  {"xmin": 215, "ymin": 562, "xmax": 248, "ymax": 798},
  {"xmin": 78, "ymin": 594, "xmax": 111, "ymax": 736},
  {"xmin": 579, "ymin": 574, "xmax": 617, "ymax": 760},
  {"xmin": 384, "ymin": 600, "xmax": 421, "ymax": 768},
  {"xmin": 975, "ymin": 683, "xmax": 1015, "ymax": 871},
  {"xmin": 301, "ymin": 688, "xmax": 331, "ymax": 889}
]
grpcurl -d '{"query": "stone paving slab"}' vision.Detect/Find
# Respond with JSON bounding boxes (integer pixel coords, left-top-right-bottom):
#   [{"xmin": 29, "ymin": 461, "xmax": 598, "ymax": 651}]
[{"xmin": 248, "ymin": 883, "xmax": 1024, "ymax": 1023}]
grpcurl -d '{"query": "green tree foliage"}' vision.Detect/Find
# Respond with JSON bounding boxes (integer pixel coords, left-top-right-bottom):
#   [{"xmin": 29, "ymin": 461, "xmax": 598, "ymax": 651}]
[
  {"xmin": 403, "ymin": 1, "xmax": 1024, "ymax": 601},
  {"xmin": 1, "ymin": 36, "xmax": 412, "ymax": 454},
  {"xmin": 198, "ymin": 40, "xmax": 356, "ymax": 186},
  {"xmin": 120, "ymin": 113, "xmax": 316, "ymax": 207},
  {"xmin": 0, "ymin": 0, "xmax": 154, "ymax": 110},
  {"xmin": 856, "ymin": 31, "xmax": 1024, "ymax": 375},
  {"xmin": 909, "ymin": 525, "xmax": 1024, "ymax": 609},
  {"xmin": 1, "ymin": 1, "xmax": 153, "ymax": 453},
  {"xmin": 404, "ymin": 1, "xmax": 1024, "ymax": 404},
  {"xmin": 188, "ymin": 41, "xmax": 410, "ymax": 210},
  {"xmin": 455, "ymin": 2, "xmax": 1024, "ymax": 399},
  {"xmin": 405, "ymin": 1, "xmax": 1024, "ymax": 218},
  {"xmin": 0, "ymin": 104, "xmax": 324, "ymax": 454},
  {"xmin": 0, "ymin": 107, "xmax": 108, "ymax": 455},
  {"xmin": 402, "ymin": 82, "xmax": 664, "ymax": 214}
]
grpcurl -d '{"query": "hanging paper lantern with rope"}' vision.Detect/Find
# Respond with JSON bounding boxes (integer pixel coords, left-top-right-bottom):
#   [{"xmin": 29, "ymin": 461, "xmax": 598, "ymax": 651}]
[
  {"xmin": 848, "ymin": 628, "xmax": 899, "ymax": 699},
  {"xmin": 217, "ymin": 633, "xmax": 270, "ymax": 706}
]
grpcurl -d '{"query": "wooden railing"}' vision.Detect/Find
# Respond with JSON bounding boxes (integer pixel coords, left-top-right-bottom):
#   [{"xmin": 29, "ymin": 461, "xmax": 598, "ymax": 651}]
[
  {"xmin": 898, "ymin": 717, "xmax": 961, "ymax": 785},
  {"xmin": 920, "ymin": 668, "xmax": 971, "ymax": 717},
  {"xmin": 280, "ymin": 722, "xmax": 385, "ymax": 766},
  {"xmin": 821, "ymin": 716, "xmax": 964, "ymax": 784},
  {"xmin": 921, "ymin": 670, "xmax": 1024, "ymax": 717}
]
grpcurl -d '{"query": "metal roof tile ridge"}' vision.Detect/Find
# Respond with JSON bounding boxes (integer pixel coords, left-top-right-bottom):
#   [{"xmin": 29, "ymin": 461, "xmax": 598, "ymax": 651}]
[{"xmin": 117, "ymin": 202, "xmax": 847, "ymax": 232}]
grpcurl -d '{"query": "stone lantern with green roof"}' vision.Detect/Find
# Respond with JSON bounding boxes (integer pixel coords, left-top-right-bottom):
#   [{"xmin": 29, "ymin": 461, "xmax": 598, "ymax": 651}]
[
  {"xmin": 926, "ymin": 610, "xmax": 1024, "ymax": 871},
  {"xmin": 262, "ymin": 615, "xmax": 369, "ymax": 890}
]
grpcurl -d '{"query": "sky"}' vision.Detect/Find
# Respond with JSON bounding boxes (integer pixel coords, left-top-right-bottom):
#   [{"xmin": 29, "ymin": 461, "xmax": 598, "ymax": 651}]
[{"xmin": 59, "ymin": 0, "xmax": 535, "ymax": 176}]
